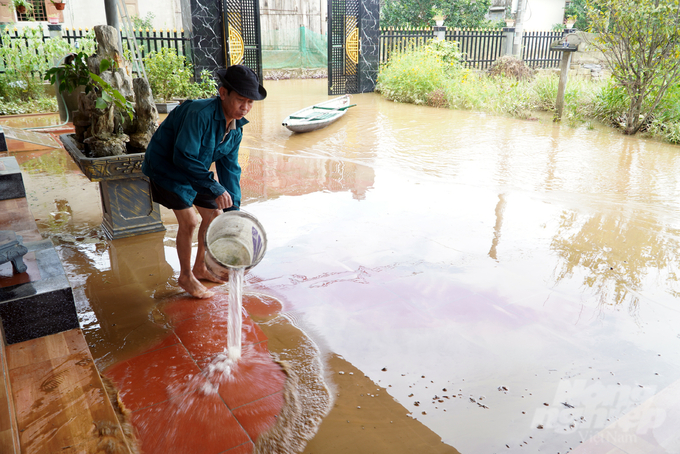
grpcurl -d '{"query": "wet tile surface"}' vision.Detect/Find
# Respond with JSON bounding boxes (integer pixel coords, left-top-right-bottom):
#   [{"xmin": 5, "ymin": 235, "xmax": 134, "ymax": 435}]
[
  {"xmin": 6, "ymin": 329, "xmax": 121, "ymax": 454},
  {"xmin": 0, "ymin": 194, "xmax": 78, "ymax": 345},
  {"xmin": 104, "ymin": 292, "xmax": 288, "ymax": 453}
]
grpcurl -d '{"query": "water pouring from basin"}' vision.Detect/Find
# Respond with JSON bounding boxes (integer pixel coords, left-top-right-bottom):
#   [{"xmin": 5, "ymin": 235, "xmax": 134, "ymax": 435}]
[{"xmin": 205, "ymin": 211, "xmax": 267, "ymax": 361}]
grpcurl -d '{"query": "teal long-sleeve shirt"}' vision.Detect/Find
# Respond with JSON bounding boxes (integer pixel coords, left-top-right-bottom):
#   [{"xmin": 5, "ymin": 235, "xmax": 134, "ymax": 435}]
[{"xmin": 142, "ymin": 97, "xmax": 247, "ymax": 210}]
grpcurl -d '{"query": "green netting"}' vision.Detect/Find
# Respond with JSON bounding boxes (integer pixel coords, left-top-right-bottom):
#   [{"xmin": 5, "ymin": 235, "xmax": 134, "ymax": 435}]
[{"xmin": 262, "ymin": 26, "xmax": 327, "ymax": 70}]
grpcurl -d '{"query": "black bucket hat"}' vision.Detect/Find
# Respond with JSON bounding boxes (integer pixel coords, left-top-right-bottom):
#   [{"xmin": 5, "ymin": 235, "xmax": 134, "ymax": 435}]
[{"xmin": 216, "ymin": 65, "xmax": 267, "ymax": 101}]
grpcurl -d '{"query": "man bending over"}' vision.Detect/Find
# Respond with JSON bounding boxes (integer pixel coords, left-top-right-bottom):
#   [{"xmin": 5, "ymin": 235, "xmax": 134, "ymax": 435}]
[{"xmin": 143, "ymin": 65, "xmax": 267, "ymax": 298}]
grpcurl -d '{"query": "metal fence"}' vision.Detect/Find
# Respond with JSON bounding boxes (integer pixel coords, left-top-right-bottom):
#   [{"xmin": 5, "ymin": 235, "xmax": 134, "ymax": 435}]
[
  {"xmin": 521, "ymin": 30, "xmax": 562, "ymax": 68},
  {"xmin": 447, "ymin": 28, "xmax": 505, "ymax": 69},
  {"xmin": 0, "ymin": 27, "xmax": 193, "ymax": 76},
  {"xmin": 2, "ymin": 26, "xmax": 561, "ymax": 77},
  {"xmin": 62, "ymin": 28, "xmax": 193, "ymax": 60},
  {"xmin": 379, "ymin": 28, "xmax": 435, "ymax": 63},
  {"xmin": 380, "ymin": 27, "xmax": 563, "ymax": 69}
]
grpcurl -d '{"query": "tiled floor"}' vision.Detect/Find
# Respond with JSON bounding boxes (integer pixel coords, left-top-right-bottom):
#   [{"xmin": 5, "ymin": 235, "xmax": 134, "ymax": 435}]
[
  {"xmin": 5, "ymin": 329, "xmax": 125, "ymax": 454},
  {"xmin": 104, "ymin": 292, "xmax": 288, "ymax": 454},
  {"xmin": 2, "ymin": 138, "xmax": 288, "ymax": 453}
]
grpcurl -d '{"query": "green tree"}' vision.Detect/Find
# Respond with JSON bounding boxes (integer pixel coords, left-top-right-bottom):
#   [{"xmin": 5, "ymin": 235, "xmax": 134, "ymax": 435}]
[
  {"xmin": 131, "ymin": 12, "xmax": 155, "ymax": 30},
  {"xmin": 586, "ymin": 0, "xmax": 680, "ymax": 135},
  {"xmin": 381, "ymin": 0, "xmax": 435, "ymax": 28},
  {"xmin": 564, "ymin": 0, "xmax": 590, "ymax": 30},
  {"xmin": 441, "ymin": 0, "xmax": 492, "ymax": 28},
  {"xmin": 380, "ymin": 0, "xmax": 491, "ymax": 28}
]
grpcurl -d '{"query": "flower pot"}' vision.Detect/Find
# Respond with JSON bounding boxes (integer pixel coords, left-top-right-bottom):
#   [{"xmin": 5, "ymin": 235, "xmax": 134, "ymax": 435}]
[
  {"xmin": 155, "ymin": 101, "xmax": 179, "ymax": 114},
  {"xmin": 566, "ymin": 22, "xmax": 575, "ymax": 29},
  {"xmin": 16, "ymin": 5, "xmax": 26, "ymax": 13},
  {"xmin": 59, "ymin": 133, "xmax": 165, "ymax": 240},
  {"xmin": 505, "ymin": 19, "xmax": 515, "ymax": 27},
  {"xmin": 54, "ymin": 2, "xmax": 66, "ymax": 10}
]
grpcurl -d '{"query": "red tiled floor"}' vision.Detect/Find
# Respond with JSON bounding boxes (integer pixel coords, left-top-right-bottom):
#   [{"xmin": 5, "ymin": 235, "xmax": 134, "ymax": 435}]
[
  {"xmin": 130, "ymin": 391, "xmax": 250, "ymax": 454},
  {"xmin": 231, "ymin": 391, "xmax": 285, "ymax": 440},
  {"xmin": 222, "ymin": 442, "xmax": 255, "ymax": 454},
  {"xmin": 174, "ymin": 311, "xmax": 268, "ymax": 368},
  {"xmin": 241, "ymin": 294, "xmax": 283, "ymax": 321},
  {"xmin": 217, "ymin": 348, "xmax": 287, "ymax": 409},
  {"xmin": 105, "ymin": 343, "xmax": 201, "ymax": 412},
  {"xmin": 161, "ymin": 293, "xmax": 220, "ymax": 324},
  {"xmin": 104, "ymin": 293, "xmax": 288, "ymax": 452}
]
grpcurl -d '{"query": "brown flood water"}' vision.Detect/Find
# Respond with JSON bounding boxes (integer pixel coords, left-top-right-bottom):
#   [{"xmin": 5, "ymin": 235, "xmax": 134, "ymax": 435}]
[{"xmin": 6, "ymin": 78, "xmax": 680, "ymax": 453}]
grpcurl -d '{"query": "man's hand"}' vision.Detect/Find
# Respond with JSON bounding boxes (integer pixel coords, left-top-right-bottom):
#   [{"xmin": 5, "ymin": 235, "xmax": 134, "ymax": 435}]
[{"xmin": 215, "ymin": 191, "xmax": 233, "ymax": 210}]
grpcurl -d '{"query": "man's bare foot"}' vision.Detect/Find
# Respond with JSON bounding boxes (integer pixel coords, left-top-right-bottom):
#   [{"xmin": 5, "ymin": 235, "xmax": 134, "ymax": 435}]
[
  {"xmin": 178, "ymin": 273, "xmax": 215, "ymax": 299},
  {"xmin": 193, "ymin": 266, "xmax": 227, "ymax": 284}
]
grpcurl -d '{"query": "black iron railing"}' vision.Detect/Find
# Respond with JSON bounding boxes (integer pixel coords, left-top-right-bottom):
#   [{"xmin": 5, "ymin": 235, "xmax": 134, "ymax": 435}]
[
  {"xmin": 62, "ymin": 28, "xmax": 192, "ymax": 60},
  {"xmin": 380, "ymin": 27, "xmax": 563, "ymax": 69}
]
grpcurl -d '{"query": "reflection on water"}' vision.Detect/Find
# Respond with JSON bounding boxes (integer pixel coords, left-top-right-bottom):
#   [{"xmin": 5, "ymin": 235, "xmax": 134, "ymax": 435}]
[
  {"xmin": 13, "ymin": 78, "xmax": 680, "ymax": 453},
  {"xmin": 551, "ymin": 209, "xmax": 680, "ymax": 318}
]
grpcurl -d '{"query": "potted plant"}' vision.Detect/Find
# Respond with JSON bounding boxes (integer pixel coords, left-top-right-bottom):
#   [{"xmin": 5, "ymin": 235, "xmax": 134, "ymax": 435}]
[
  {"xmin": 431, "ymin": 7, "xmax": 446, "ymax": 27},
  {"xmin": 12, "ymin": 0, "xmax": 33, "ymax": 14},
  {"xmin": 45, "ymin": 52, "xmax": 91, "ymax": 122},
  {"xmin": 144, "ymin": 47, "xmax": 194, "ymax": 112},
  {"xmin": 565, "ymin": 15, "xmax": 577, "ymax": 29},
  {"xmin": 505, "ymin": 11, "xmax": 516, "ymax": 27},
  {"xmin": 50, "ymin": 0, "xmax": 66, "ymax": 10},
  {"xmin": 45, "ymin": 52, "xmax": 134, "ymax": 125}
]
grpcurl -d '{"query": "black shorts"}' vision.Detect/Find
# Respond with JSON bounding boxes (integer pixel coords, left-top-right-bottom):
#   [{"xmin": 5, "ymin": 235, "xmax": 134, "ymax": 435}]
[{"xmin": 149, "ymin": 179, "xmax": 218, "ymax": 210}]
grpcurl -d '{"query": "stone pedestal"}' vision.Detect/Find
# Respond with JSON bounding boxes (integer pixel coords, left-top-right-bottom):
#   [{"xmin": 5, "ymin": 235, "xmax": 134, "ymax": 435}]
[
  {"xmin": 0, "ymin": 125, "xmax": 7, "ymax": 152},
  {"xmin": 60, "ymin": 134, "xmax": 165, "ymax": 240},
  {"xmin": 0, "ymin": 156, "xmax": 26, "ymax": 201},
  {"xmin": 0, "ymin": 239, "xmax": 79, "ymax": 345},
  {"xmin": 0, "ymin": 231, "xmax": 28, "ymax": 274}
]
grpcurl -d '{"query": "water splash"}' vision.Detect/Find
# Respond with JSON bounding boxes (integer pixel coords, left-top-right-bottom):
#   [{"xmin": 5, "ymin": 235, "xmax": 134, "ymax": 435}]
[{"xmin": 227, "ymin": 267, "xmax": 244, "ymax": 361}]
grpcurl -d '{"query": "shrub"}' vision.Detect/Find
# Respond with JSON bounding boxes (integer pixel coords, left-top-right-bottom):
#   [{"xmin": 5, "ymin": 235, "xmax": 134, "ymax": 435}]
[
  {"xmin": 182, "ymin": 69, "xmax": 218, "ymax": 99},
  {"xmin": 488, "ymin": 56, "xmax": 535, "ymax": 82},
  {"xmin": 144, "ymin": 48, "xmax": 216, "ymax": 102},
  {"xmin": 377, "ymin": 39, "xmax": 462, "ymax": 105},
  {"xmin": 593, "ymin": 79, "xmax": 631, "ymax": 128},
  {"xmin": 0, "ymin": 27, "xmax": 95, "ymax": 113}
]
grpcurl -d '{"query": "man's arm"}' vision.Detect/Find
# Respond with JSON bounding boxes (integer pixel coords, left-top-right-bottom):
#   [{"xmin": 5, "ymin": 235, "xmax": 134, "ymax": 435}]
[{"xmin": 215, "ymin": 135, "xmax": 243, "ymax": 211}]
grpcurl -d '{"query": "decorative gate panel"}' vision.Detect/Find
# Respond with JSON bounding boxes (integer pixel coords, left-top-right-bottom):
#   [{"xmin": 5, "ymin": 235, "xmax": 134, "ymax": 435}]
[
  {"xmin": 328, "ymin": 0, "xmax": 359, "ymax": 95},
  {"xmin": 223, "ymin": 0, "xmax": 263, "ymax": 83}
]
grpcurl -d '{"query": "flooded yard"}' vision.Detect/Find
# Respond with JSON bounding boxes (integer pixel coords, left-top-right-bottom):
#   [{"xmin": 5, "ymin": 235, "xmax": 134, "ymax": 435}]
[{"xmin": 6, "ymin": 77, "xmax": 680, "ymax": 453}]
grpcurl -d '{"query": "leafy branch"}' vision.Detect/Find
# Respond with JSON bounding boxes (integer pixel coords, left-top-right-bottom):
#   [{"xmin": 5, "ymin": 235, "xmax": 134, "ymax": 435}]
[{"xmin": 89, "ymin": 58, "xmax": 135, "ymax": 121}]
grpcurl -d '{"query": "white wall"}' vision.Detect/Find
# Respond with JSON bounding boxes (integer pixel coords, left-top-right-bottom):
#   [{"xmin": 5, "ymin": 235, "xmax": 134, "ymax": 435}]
[
  {"xmin": 516, "ymin": 0, "xmax": 566, "ymax": 31},
  {"xmin": 44, "ymin": 0, "xmax": 182, "ymax": 31}
]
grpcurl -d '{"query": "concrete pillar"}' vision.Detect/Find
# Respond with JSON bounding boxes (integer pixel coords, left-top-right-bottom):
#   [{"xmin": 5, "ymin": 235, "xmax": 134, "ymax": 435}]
[
  {"xmin": 47, "ymin": 23, "xmax": 62, "ymax": 39},
  {"xmin": 512, "ymin": 0, "xmax": 526, "ymax": 57},
  {"xmin": 502, "ymin": 27, "xmax": 514, "ymax": 56},
  {"xmin": 358, "ymin": 0, "xmax": 380, "ymax": 93},
  {"xmin": 555, "ymin": 51, "xmax": 573, "ymax": 121},
  {"xmin": 434, "ymin": 25, "xmax": 446, "ymax": 41}
]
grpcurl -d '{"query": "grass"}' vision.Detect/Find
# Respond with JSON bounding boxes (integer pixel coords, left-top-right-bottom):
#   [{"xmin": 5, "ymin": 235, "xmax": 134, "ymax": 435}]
[
  {"xmin": 0, "ymin": 73, "xmax": 57, "ymax": 116},
  {"xmin": 377, "ymin": 42, "xmax": 680, "ymax": 145}
]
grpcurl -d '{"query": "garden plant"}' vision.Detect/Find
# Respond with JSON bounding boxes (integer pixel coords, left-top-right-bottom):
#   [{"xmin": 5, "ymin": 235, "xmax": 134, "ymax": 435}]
[
  {"xmin": 0, "ymin": 27, "xmax": 95, "ymax": 115},
  {"xmin": 381, "ymin": 0, "xmax": 493, "ymax": 28},
  {"xmin": 143, "ymin": 47, "xmax": 216, "ymax": 102},
  {"xmin": 376, "ymin": 39, "xmax": 680, "ymax": 144},
  {"xmin": 585, "ymin": 0, "xmax": 680, "ymax": 135}
]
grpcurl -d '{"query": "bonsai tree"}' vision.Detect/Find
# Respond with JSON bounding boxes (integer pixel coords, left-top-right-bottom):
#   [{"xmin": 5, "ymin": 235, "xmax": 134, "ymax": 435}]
[
  {"xmin": 45, "ymin": 52, "xmax": 91, "ymax": 94},
  {"xmin": 45, "ymin": 51, "xmax": 134, "ymax": 121}
]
